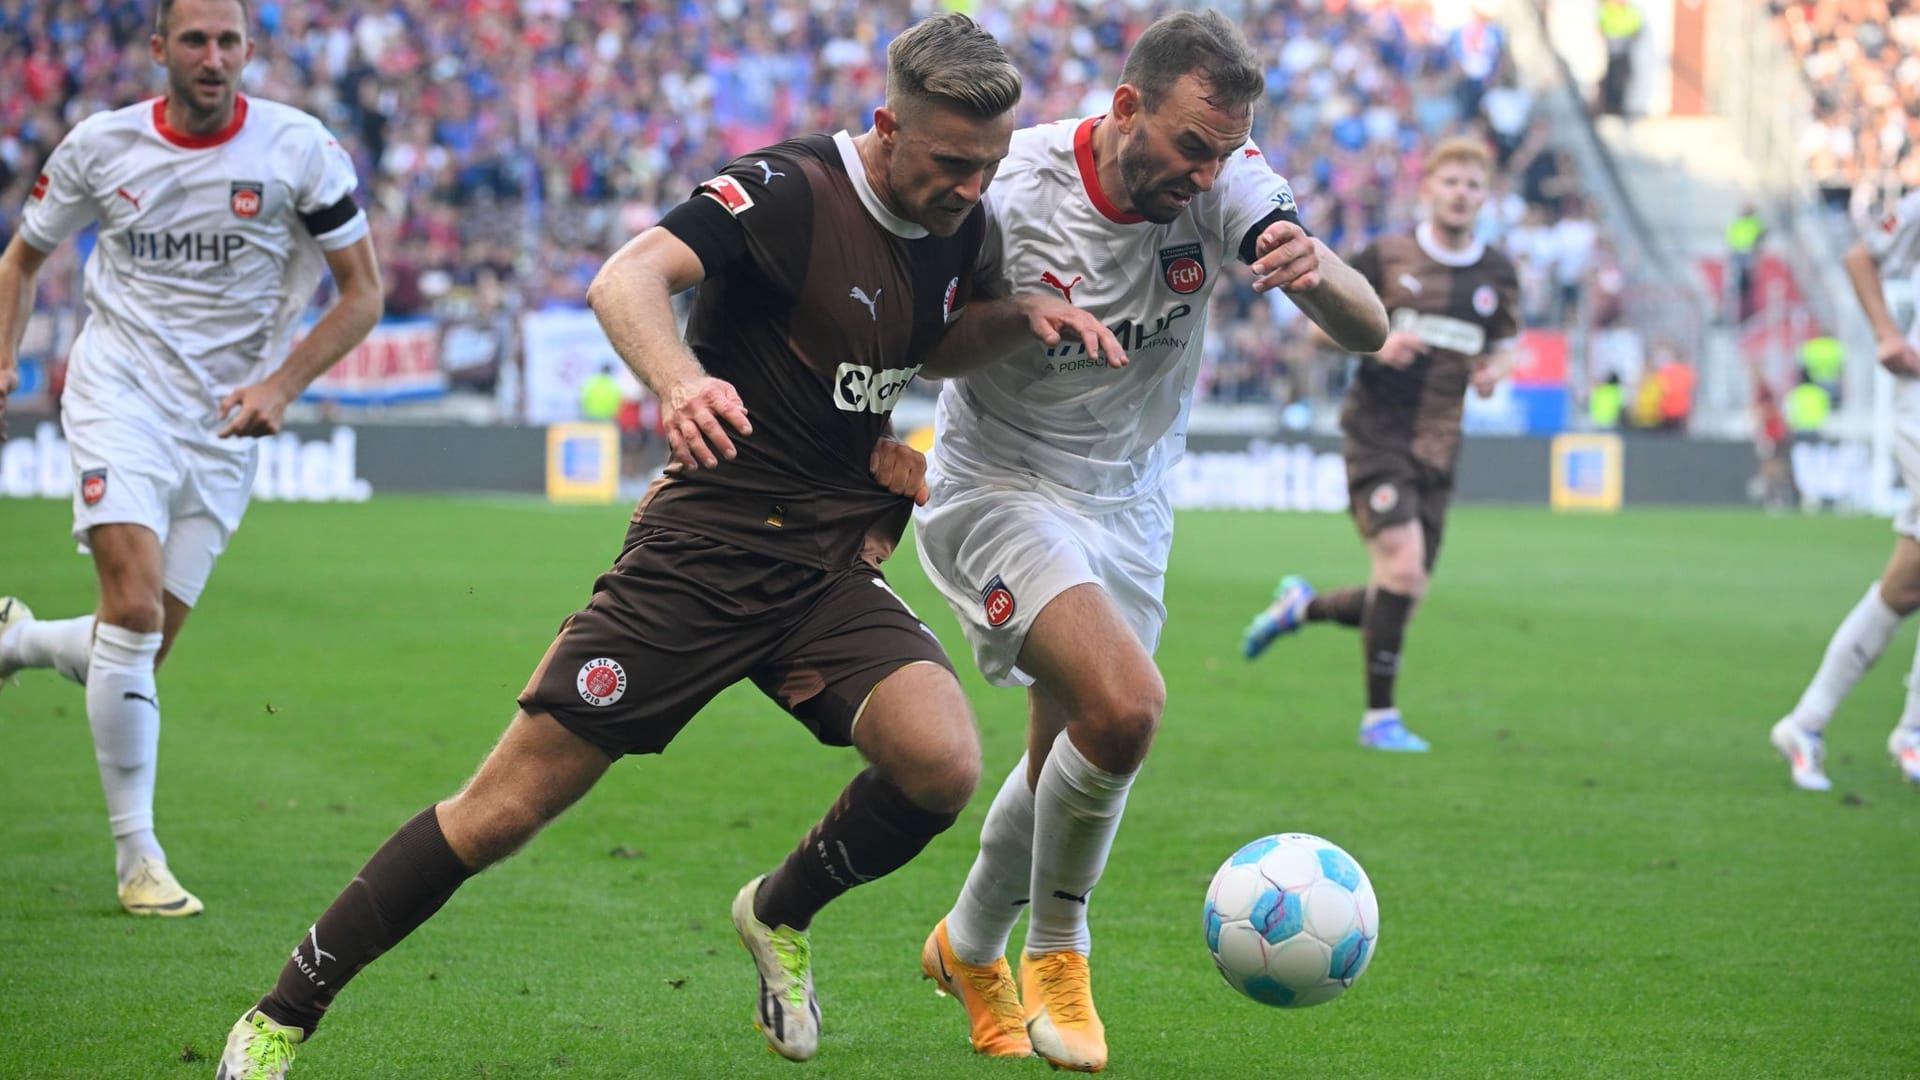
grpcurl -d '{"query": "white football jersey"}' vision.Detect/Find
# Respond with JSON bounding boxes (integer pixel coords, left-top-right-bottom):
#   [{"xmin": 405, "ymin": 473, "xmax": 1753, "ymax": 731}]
[
  {"xmin": 932, "ymin": 116, "xmax": 1298, "ymax": 508},
  {"xmin": 1866, "ymin": 189, "xmax": 1920, "ymax": 351},
  {"xmin": 21, "ymin": 96, "xmax": 369, "ymax": 438}
]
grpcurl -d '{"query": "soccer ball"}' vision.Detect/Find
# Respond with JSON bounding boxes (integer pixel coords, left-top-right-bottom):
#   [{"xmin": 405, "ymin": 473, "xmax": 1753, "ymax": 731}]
[{"xmin": 1203, "ymin": 832, "xmax": 1379, "ymax": 1008}]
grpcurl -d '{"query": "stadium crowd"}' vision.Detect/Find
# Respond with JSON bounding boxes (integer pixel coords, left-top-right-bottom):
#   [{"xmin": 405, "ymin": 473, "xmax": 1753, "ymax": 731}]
[
  {"xmin": 1775, "ymin": 0, "xmax": 1920, "ymax": 213},
  {"xmin": 0, "ymin": 0, "xmax": 1595, "ymax": 414}
]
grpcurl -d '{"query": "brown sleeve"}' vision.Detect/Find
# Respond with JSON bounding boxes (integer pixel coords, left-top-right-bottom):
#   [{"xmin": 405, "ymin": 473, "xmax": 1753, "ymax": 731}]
[
  {"xmin": 1488, "ymin": 254, "xmax": 1522, "ymax": 347},
  {"xmin": 690, "ymin": 149, "xmax": 814, "ymax": 299}
]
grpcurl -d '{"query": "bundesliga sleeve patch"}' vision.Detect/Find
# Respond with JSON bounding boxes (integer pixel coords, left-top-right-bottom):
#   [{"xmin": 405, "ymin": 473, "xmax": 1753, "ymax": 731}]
[
  {"xmin": 576, "ymin": 657, "xmax": 628, "ymax": 707},
  {"xmin": 700, "ymin": 175, "xmax": 756, "ymax": 216},
  {"xmin": 81, "ymin": 468, "xmax": 107, "ymax": 506}
]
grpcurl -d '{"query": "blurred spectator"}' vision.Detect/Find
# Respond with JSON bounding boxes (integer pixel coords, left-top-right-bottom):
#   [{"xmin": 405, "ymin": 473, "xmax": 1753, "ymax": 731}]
[
  {"xmin": 1597, "ymin": 0, "xmax": 1644, "ymax": 117},
  {"xmin": 1725, "ymin": 204, "xmax": 1766, "ymax": 321},
  {"xmin": 1776, "ymin": 1, "xmax": 1920, "ymax": 212},
  {"xmin": 1798, "ymin": 332, "xmax": 1846, "ymax": 403},
  {"xmin": 1750, "ymin": 378, "xmax": 1798, "ymax": 511},
  {"xmin": 1654, "ymin": 345, "xmax": 1697, "ymax": 432},
  {"xmin": 1785, "ymin": 366, "xmax": 1835, "ymax": 432},
  {"xmin": 1588, "ymin": 371, "xmax": 1624, "ymax": 429},
  {"xmin": 1549, "ymin": 198, "xmax": 1599, "ymax": 324},
  {"xmin": 579, "ymin": 363, "xmax": 620, "ymax": 423}
]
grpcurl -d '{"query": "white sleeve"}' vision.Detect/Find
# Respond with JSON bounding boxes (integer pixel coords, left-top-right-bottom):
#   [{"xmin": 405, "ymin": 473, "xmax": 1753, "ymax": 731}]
[
  {"xmin": 1863, "ymin": 191, "xmax": 1920, "ymax": 276},
  {"xmin": 972, "ymin": 190, "xmax": 1014, "ymax": 300},
  {"xmin": 1218, "ymin": 141, "xmax": 1300, "ymax": 262},
  {"xmin": 18, "ymin": 122, "xmax": 102, "ymax": 253},
  {"xmin": 294, "ymin": 122, "xmax": 369, "ymax": 251}
]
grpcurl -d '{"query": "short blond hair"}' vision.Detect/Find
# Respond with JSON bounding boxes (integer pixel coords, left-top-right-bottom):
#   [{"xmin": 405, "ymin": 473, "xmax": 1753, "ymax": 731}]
[
  {"xmin": 1423, "ymin": 136, "xmax": 1494, "ymax": 178},
  {"xmin": 886, "ymin": 13, "xmax": 1022, "ymax": 120}
]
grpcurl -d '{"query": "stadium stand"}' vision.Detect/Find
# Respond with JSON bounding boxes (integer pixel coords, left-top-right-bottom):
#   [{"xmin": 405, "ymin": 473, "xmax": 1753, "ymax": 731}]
[{"xmin": 0, "ymin": 0, "xmax": 1591, "ymax": 419}]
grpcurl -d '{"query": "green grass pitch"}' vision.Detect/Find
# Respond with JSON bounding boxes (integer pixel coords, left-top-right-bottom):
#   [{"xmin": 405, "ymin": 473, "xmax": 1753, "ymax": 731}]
[{"xmin": 2, "ymin": 496, "xmax": 1916, "ymax": 1078}]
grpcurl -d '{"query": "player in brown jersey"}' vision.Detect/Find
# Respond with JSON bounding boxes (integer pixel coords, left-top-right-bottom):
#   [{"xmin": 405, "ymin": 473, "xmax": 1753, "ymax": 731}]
[
  {"xmin": 1242, "ymin": 136, "xmax": 1520, "ymax": 753},
  {"xmin": 214, "ymin": 17, "xmax": 1119, "ymax": 1077}
]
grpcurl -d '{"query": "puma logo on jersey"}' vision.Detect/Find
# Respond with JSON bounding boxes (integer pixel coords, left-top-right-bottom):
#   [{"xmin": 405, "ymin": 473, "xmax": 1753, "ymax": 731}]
[
  {"xmin": 754, "ymin": 160, "xmax": 786, "ymax": 184},
  {"xmin": 850, "ymin": 286, "xmax": 882, "ymax": 321},
  {"xmin": 1039, "ymin": 271, "xmax": 1082, "ymax": 303},
  {"xmin": 116, "ymin": 187, "xmax": 143, "ymax": 211}
]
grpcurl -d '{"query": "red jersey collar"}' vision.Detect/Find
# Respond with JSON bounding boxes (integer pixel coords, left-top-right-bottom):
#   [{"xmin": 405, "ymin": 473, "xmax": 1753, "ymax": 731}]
[
  {"xmin": 1074, "ymin": 116, "xmax": 1144, "ymax": 225},
  {"xmin": 153, "ymin": 94, "xmax": 248, "ymax": 149}
]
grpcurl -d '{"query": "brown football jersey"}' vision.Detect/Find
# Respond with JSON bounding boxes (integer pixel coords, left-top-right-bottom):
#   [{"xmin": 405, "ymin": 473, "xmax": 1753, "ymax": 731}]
[
  {"xmin": 1340, "ymin": 227, "xmax": 1520, "ymax": 471},
  {"xmin": 650, "ymin": 133, "xmax": 984, "ymax": 569}
]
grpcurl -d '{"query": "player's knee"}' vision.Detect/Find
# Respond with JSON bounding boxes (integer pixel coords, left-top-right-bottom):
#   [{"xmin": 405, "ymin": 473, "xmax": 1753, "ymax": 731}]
[
  {"xmin": 892, "ymin": 723, "xmax": 981, "ymax": 815},
  {"xmin": 1076, "ymin": 671, "xmax": 1165, "ymax": 766},
  {"xmin": 97, "ymin": 599, "xmax": 163, "ymax": 635},
  {"xmin": 1388, "ymin": 564, "xmax": 1430, "ymax": 599},
  {"xmin": 1880, "ymin": 578, "xmax": 1920, "ymax": 617}
]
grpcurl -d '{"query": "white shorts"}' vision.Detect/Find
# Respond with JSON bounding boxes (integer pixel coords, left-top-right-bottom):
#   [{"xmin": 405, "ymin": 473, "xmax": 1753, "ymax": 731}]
[
  {"xmin": 62, "ymin": 398, "xmax": 257, "ymax": 607},
  {"xmin": 1897, "ymin": 379, "xmax": 1920, "ymax": 541},
  {"xmin": 913, "ymin": 467, "xmax": 1173, "ymax": 687}
]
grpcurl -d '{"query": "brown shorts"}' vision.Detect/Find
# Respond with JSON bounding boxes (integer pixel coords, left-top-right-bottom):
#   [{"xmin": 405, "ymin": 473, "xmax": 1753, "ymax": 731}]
[
  {"xmin": 1344, "ymin": 447, "xmax": 1453, "ymax": 571},
  {"xmin": 519, "ymin": 524, "xmax": 952, "ymax": 757}
]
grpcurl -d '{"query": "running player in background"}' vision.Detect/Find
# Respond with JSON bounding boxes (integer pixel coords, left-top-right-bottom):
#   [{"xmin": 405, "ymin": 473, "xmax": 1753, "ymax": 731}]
[
  {"xmin": 1243, "ymin": 136, "xmax": 1520, "ymax": 754},
  {"xmin": 0, "ymin": 0, "xmax": 382, "ymax": 916},
  {"xmin": 910, "ymin": 12, "xmax": 1388, "ymax": 1070},
  {"xmin": 1767, "ymin": 187, "xmax": 1920, "ymax": 791},
  {"xmin": 214, "ymin": 15, "xmax": 1116, "ymax": 1078}
]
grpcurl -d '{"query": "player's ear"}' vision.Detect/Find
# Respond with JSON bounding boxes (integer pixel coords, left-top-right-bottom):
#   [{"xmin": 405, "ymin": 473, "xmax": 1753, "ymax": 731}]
[
  {"xmin": 873, "ymin": 106, "xmax": 899, "ymax": 145},
  {"xmin": 1110, "ymin": 84, "xmax": 1142, "ymax": 131},
  {"xmin": 150, "ymin": 33, "xmax": 165, "ymax": 66}
]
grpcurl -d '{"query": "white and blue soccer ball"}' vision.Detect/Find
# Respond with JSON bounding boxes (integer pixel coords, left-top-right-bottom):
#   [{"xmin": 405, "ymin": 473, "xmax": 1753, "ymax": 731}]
[{"xmin": 1203, "ymin": 832, "xmax": 1379, "ymax": 1008}]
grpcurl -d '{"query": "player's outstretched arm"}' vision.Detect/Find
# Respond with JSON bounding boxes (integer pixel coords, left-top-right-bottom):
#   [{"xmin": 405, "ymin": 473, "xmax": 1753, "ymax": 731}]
[
  {"xmin": 220, "ymin": 235, "xmax": 384, "ymax": 438},
  {"xmin": 0, "ymin": 234, "xmax": 53, "ymax": 442},
  {"xmin": 586, "ymin": 227, "xmax": 751, "ymax": 471},
  {"xmin": 1471, "ymin": 342, "xmax": 1517, "ymax": 398},
  {"xmin": 1248, "ymin": 221, "xmax": 1388, "ymax": 354},
  {"xmin": 921, "ymin": 293, "xmax": 1126, "ymax": 378},
  {"xmin": 1842, "ymin": 242, "xmax": 1920, "ymax": 376}
]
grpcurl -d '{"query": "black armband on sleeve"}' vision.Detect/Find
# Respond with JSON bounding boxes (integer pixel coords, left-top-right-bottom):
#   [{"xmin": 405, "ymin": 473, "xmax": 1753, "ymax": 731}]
[
  {"xmin": 299, "ymin": 194, "xmax": 360, "ymax": 237},
  {"xmin": 1238, "ymin": 206, "xmax": 1307, "ymax": 266},
  {"xmin": 658, "ymin": 194, "xmax": 748, "ymax": 278}
]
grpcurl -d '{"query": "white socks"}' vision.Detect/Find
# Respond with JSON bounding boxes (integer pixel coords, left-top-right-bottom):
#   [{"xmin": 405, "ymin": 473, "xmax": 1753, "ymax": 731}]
[
  {"xmin": 85, "ymin": 623, "xmax": 166, "ymax": 881},
  {"xmin": 1788, "ymin": 582, "xmax": 1902, "ymax": 733},
  {"xmin": 0, "ymin": 614, "xmax": 94, "ymax": 684},
  {"xmin": 1023, "ymin": 730, "xmax": 1136, "ymax": 958},
  {"xmin": 1901, "ymin": 632, "xmax": 1920, "ymax": 734},
  {"xmin": 946, "ymin": 753, "xmax": 1037, "ymax": 966}
]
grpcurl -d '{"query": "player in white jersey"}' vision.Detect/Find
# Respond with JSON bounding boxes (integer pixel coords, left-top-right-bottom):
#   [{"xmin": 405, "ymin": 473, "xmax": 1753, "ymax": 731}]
[
  {"xmin": 908, "ymin": 13, "xmax": 1389, "ymax": 1071},
  {"xmin": 1769, "ymin": 188, "xmax": 1920, "ymax": 791},
  {"xmin": 0, "ymin": 0, "xmax": 381, "ymax": 916}
]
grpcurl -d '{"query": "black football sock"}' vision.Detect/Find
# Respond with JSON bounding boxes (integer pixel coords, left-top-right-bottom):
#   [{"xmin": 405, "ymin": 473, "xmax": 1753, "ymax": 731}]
[
  {"xmin": 1307, "ymin": 587, "xmax": 1367, "ymax": 628},
  {"xmin": 754, "ymin": 767, "xmax": 959, "ymax": 931},
  {"xmin": 1362, "ymin": 589, "xmax": 1415, "ymax": 712},
  {"xmin": 257, "ymin": 806, "xmax": 477, "ymax": 1036}
]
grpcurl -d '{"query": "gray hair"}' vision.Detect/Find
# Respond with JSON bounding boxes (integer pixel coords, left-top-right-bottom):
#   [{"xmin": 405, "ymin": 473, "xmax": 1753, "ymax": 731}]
[
  {"xmin": 1120, "ymin": 10, "xmax": 1265, "ymax": 114},
  {"xmin": 887, "ymin": 13, "xmax": 1023, "ymax": 120}
]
